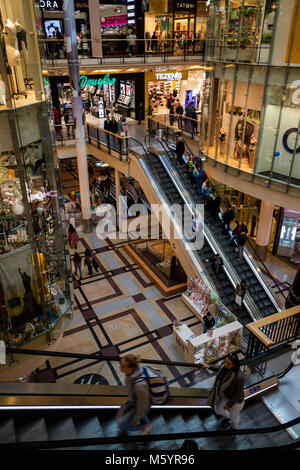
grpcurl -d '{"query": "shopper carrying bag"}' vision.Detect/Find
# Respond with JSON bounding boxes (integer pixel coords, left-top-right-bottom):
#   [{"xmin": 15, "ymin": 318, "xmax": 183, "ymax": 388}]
[{"xmin": 201, "ymin": 353, "xmax": 245, "ymax": 430}]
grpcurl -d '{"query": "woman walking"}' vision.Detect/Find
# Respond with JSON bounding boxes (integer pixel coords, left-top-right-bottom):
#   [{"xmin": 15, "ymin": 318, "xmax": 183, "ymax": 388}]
[
  {"xmin": 201, "ymin": 353, "xmax": 245, "ymax": 430},
  {"xmin": 68, "ymin": 223, "xmax": 79, "ymax": 249},
  {"xmin": 235, "ymin": 280, "xmax": 248, "ymax": 310}
]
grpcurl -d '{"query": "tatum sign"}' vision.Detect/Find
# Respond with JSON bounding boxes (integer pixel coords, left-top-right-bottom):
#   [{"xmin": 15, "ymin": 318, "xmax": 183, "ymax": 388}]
[
  {"xmin": 155, "ymin": 72, "xmax": 182, "ymax": 81},
  {"xmin": 80, "ymin": 74, "xmax": 116, "ymax": 88}
]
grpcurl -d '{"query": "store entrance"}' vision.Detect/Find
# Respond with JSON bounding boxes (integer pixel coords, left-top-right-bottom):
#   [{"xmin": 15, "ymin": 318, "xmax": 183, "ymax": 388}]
[{"xmin": 173, "ymin": 12, "xmax": 195, "ymax": 54}]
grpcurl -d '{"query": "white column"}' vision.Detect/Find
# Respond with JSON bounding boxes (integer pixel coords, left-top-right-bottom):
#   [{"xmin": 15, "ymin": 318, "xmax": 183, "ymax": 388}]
[{"xmin": 255, "ymin": 200, "xmax": 274, "ymax": 260}]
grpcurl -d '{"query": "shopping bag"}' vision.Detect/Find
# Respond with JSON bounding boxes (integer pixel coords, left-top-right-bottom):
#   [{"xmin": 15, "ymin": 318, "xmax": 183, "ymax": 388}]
[
  {"xmin": 116, "ymin": 401, "xmax": 132, "ymax": 424},
  {"xmin": 235, "ymin": 295, "xmax": 242, "ymax": 306}
]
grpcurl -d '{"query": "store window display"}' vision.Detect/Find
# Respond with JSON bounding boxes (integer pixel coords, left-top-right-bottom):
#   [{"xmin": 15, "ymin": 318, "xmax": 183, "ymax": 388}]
[
  {"xmin": 0, "ymin": 0, "xmax": 44, "ymax": 106},
  {"xmin": 0, "ymin": 2, "xmax": 71, "ymax": 350}
]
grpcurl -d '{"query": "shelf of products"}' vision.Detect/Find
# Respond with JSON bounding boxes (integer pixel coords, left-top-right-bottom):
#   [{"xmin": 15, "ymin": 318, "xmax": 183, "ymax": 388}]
[{"xmin": 173, "ymin": 277, "xmax": 243, "ymax": 364}]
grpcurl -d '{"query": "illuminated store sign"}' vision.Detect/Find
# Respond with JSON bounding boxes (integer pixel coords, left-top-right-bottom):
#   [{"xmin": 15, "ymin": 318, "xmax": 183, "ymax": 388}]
[
  {"xmin": 80, "ymin": 74, "xmax": 116, "ymax": 88},
  {"xmin": 155, "ymin": 72, "xmax": 182, "ymax": 81},
  {"xmin": 39, "ymin": 0, "xmax": 61, "ymax": 9}
]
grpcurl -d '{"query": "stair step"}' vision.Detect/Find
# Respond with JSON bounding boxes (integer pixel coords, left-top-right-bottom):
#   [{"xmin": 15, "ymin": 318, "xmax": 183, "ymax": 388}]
[
  {"xmin": 74, "ymin": 416, "xmax": 104, "ymax": 439},
  {"xmin": 147, "ymin": 414, "xmax": 177, "ymax": 450},
  {"xmin": 0, "ymin": 419, "xmax": 16, "ymax": 443},
  {"xmin": 46, "ymin": 416, "xmax": 77, "ymax": 441},
  {"xmin": 15, "ymin": 418, "xmax": 48, "ymax": 442}
]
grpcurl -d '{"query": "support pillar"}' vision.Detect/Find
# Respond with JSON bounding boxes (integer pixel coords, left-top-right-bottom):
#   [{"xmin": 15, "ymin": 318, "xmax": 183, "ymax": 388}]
[
  {"xmin": 63, "ymin": 0, "xmax": 92, "ymax": 233},
  {"xmin": 255, "ymin": 201, "xmax": 274, "ymax": 260}
]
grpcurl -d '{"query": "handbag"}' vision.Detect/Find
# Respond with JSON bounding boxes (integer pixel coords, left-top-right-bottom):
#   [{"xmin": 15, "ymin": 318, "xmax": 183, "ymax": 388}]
[
  {"xmin": 235, "ymin": 295, "xmax": 242, "ymax": 306},
  {"xmin": 116, "ymin": 401, "xmax": 133, "ymax": 424}
]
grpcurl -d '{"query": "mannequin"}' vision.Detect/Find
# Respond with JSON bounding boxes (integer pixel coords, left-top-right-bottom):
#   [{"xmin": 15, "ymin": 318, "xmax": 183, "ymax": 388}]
[
  {"xmin": 15, "ymin": 20, "xmax": 28, "ymax": 84},
  {"xmin": 3, "ymin": 19, "xmax": 26, "ymax": 94},
  {"xmin": 3, "ymin": 19, "xmax": 20, "ymax": 67}
]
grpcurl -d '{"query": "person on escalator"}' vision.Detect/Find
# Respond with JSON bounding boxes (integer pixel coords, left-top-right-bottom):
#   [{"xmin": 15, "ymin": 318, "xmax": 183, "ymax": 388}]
[
  {"xmin": 200, "ymin": 353, "xmax": 245, "ymax": 430},
  {"xmin": 235, "ymin": 280, "xmax": 248, "ymax": 310},
  {"xmin": 221, "ymin": 205, "xmax": 235, "ymax": 233},
  {"xmin": 116, "ymin": 355, "xmax": 151, "ymax": 436},
  {"xmin": 205, "ymin": 253, "xmax": 223, "ymax": 276},
  {"xmin": 230, "ymin": 221, "xmax": 248, "ymax": 260},
  {"xmin": 194, "ymin": 168, "xmax": 207, "ymax": 195},
  {"xmin": 176, "ymin": 137, "xmax": 185, "ymax": 165}
]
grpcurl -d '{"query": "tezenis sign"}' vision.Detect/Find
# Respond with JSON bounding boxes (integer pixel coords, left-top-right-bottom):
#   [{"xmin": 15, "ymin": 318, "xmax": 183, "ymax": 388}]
[{"xmin": 80, "ymin": 74, "xmax": 116, "ymax": 88}]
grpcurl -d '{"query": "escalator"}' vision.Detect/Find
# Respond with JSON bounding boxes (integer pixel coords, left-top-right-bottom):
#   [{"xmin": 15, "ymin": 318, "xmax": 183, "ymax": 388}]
[
  {"xmin": 144, "ymin": 137, "xmax": 279, "ymax": 327},
  {"xmin": 0, "ymin": 399, "xmax": 295, "ymax": 450}
]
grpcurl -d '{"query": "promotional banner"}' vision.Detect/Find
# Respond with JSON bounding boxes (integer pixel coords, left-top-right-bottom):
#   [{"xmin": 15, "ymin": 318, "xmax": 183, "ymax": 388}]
[{"xmin": 89, "ymin": 0, "xmax": 103, "ymax": 57}]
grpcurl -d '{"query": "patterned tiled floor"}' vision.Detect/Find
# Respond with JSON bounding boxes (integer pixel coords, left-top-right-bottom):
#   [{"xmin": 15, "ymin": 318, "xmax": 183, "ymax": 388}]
[{"xmin": 36, "ymin": 231, "xmax": 215, "ymax": 387}]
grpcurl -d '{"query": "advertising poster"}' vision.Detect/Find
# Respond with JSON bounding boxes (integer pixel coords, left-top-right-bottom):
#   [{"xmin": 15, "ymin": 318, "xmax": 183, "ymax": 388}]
[{"xmin": 279, "ymin": 216, "xmax": 298, "ymax": 249}]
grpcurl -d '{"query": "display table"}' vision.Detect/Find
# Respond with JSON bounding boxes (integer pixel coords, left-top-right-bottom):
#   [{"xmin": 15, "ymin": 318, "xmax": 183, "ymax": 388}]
[{"xmin": 173, "ymin": 293, "xmax": 243, "ymax": 364}]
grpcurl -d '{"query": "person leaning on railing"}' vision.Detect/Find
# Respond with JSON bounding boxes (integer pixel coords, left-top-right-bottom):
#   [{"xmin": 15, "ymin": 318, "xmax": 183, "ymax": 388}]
[{"xmin": 201, "ymin": 353, "xmax": 245, "ymax": 430}]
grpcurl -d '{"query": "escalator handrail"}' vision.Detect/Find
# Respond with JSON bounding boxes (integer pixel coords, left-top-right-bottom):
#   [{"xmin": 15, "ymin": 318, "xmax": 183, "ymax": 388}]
[{"xmin": 0, "ymin": 414, "xmax": 299, "ymax": 449}]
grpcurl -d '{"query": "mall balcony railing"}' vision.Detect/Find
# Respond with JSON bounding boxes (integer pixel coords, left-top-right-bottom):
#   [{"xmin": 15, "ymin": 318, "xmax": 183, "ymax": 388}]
[
  {"xmin": 246, "ymin": 305, "xmax": 300, "ymax": 360},
  {"xmin": 204, "ymin": 37, "xmax": 273, "ymax": 65},
  {"xmin": 39, "ymin": 38, "xmax": 204, "ymax": 65},
  {"xmin": 148, "ymin": 114, "xmax": 200, "ymax": 142}
]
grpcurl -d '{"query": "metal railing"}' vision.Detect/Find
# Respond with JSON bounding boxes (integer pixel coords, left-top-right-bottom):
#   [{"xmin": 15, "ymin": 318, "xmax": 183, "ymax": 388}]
[
  {"xmin": 148, "ymin": 115, "xmax": 200, "ymax": 142},
  {"xmin": 39, "ymin": 37, "xmax": 205, "ymax": 64},
  {"xmin": 246, "ymin": 306, "xmax": 300, "ymax": 359}
]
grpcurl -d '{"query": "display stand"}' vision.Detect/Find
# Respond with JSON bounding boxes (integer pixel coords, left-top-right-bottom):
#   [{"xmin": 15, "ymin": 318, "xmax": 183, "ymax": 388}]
[{"xmin": 173, "ymin": 278, "xmax": 243, "ymax": 364}]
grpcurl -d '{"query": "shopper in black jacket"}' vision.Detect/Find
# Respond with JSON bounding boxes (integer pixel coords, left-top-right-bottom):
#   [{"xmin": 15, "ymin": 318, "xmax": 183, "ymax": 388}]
[
  {"xmin": 205, "ymin": 253, "xmax": 223, "ymax": 276},
  {"xmin": 176, "ymin": 138, "xmax": 185, "ymax": 165},
  {"xmin": 221, "ymin": 205, "xmax": 235, "ymax": 232},
  {"xmin": 201, "ymin": 353, "xmax": 245, "ymax": 429},
  {"xmin": 203, "ymin": 312, "xmax": 215, "ymax": 334}
]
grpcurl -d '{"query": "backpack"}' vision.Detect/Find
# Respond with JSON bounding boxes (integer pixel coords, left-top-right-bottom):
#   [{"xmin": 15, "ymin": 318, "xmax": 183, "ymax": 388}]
[{"xmin": 141, "ymin": 366, "xmax": 169, "ymax": 405}]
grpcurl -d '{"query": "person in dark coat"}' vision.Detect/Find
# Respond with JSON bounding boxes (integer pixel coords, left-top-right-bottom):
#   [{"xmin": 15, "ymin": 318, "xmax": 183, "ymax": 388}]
[
  {"xmin": 176, "ymin": 102, "xmax": 184, "ymax": 129},
  {"xmin": 137, "ymin": 102, "xmax": 144, "ymax": 125},
  {"xmin": 203, "ymin": 311, "xmax": 215, "ymax": 334},
  {"xmin": 230, "ymin": 221, "xmax": 248, "ymax": 245},
  {"xmin": 211, "ymin": 195, "xmax": 221, "ymax": 220},
  {"xmin": 205, "ymin": 253, "xmax": 223, "ymax": 276},
  {"xmin": 176, "ymin": 137, "xmax": 185, "ymax": 165},
  {"xmin": 169, "ymin": 100, "xmax": 175, "ymax": 126},
  {"xmin": 201, "ymin": 353, "xmax": 245, "ymax": 430},
  {"xmin": 104, "ymin": 116, "xmax": 112, "ymax": 148},
  {"xmin": 222, "ymin": 205, "xmax": 235, "ymax": 232}
]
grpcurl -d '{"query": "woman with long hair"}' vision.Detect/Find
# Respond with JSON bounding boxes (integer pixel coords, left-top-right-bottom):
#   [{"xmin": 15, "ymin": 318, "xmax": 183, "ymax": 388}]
[{"xmin": 201, "ymin": 353, "xmax": 245, "ymax": 430}]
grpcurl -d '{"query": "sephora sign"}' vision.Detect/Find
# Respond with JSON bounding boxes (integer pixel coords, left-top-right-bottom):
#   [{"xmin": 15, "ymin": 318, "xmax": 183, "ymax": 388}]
[{"xmin": 39, "ymin": 0, "xmax": 62, "ymax": 10}]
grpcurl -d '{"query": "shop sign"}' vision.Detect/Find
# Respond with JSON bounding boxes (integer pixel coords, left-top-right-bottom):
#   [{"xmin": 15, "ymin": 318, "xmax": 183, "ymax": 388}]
[
  {"xmin": 174, "ymin": 1, "xmax": 196, "ymax": 12},
  {"xmin": 80, "ymin": 74, "xmax": 116, "ymax": 88},
  {"xmin": 155, "ymin": 72, "xmax": 182, "ymax": 81},
  {"xmin": 39, "ymin": 0, "xmax": 61, "ymax": 10}
]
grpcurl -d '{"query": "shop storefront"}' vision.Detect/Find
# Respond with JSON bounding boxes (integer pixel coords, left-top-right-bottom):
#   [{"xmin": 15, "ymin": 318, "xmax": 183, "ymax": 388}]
[
  {"xmin": 144, "ymin": 0, "xmax": 206, "ymax": 53},
  {"xmin": 146, "ymin": 69, "xmax": 205, "ymax": 117},
  {"xmin": 277, "ymin": 210, "xmax": 300, "ymax": 265},
  {"xmin": 50, "ymin": 72, "xmax": 144, "ymax": 121},
  {"xmin": 206, "ymin": 0, "xmax": 267, "ymax": 63},
  {"xmin": 201, "ymin": 63, "xmax": 265, "ymax": 172}
]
